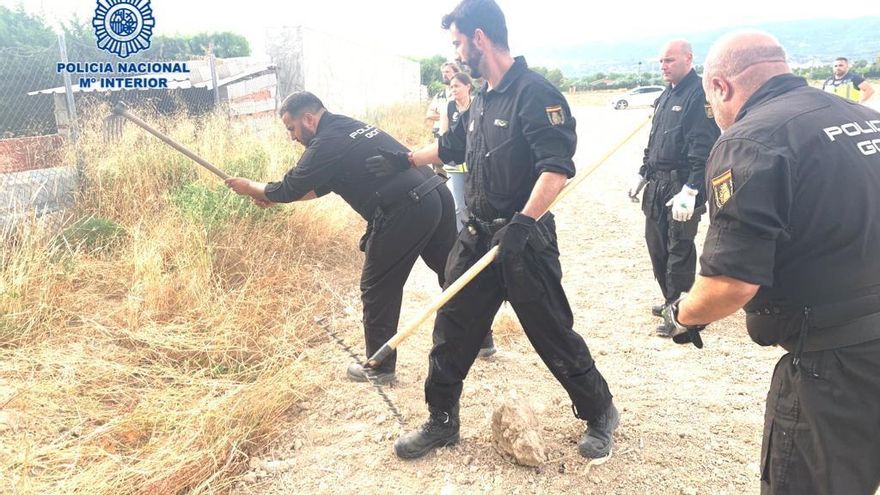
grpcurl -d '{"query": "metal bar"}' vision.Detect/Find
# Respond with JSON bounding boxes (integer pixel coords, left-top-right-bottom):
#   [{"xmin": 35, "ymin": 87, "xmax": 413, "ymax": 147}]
[
  {"xmin": 366, "ymin": 116, "xmax": 651, "ymax": 369},
  {"xmin": 110, "ymin": 102, "xmax": 231, "ymax": 180}
]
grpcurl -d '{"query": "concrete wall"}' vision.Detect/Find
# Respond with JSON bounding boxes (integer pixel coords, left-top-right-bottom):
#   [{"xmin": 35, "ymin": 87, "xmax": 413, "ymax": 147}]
[
  {"xmin": 266, "ymin": 26, "xmax": 420, "ymax": 117},
  {"xmin": 0, "ymin": 166, "xmax": 77, "ymax": 233}
]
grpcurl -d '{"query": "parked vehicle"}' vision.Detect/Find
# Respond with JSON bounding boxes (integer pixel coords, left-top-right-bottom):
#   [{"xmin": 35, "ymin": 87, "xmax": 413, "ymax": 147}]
[{"xmin": 609, "ymin": 85, "xmax": 665, "ymax": 110}]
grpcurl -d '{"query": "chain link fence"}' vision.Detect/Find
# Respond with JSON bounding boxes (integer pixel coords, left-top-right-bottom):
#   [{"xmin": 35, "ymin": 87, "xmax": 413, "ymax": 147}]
[
  {"xmin": 0, "ymin": 42, "xmax": 74, "ymax": 236},
  {"xmin": 1, "ymin": 32, "xmax": 277, "ymax": 239}
]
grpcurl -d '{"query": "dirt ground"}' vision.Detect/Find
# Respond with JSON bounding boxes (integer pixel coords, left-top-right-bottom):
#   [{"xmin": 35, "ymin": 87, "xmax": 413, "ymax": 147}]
[{"xmin": 231, "ymin": 101, "xmax": 786, "ymax": 494}]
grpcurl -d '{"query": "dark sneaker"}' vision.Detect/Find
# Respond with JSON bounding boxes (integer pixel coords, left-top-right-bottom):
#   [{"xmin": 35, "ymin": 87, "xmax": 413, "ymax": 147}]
[
  {"xmin": 578, "ymin": 402, "xmax": 620, "ymax": 459},
  {"xmin": 346, "ymin": 363, "xmax": 396, "ymax": 385},
  {"xmin": 651, "ymin": 304, "xmax": 667, "ymax": 317},
  {"xmin": 655, "ymin": 321, "xmax": 675, "ymax": 338},
  {"xmin": 478, "ymin": 333, "xmax": 497, "ymax": 359},
  {"xmin": 394, "ymin": 405, "xmax": 460, "ymax": 459}
]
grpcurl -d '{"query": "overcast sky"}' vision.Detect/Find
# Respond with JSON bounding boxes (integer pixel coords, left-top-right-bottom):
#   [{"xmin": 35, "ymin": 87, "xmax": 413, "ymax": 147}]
[{"xmin": 7, "ymin": 0, "xmax": 879, "ymax": 61}]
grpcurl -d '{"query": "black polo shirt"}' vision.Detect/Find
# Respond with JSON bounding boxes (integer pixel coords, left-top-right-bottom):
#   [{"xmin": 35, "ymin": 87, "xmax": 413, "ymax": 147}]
[
  {"xmin": 264, "ymin": 112, "xmax": 411, "ymax": 220},
  {"xmin": 640, "ymin": 69, "xmax": 720, "ymax": 194},
  {"xmin": 700, "ymin": 74, "xmax": 880, "ymax": 312},
  {"xmin": 438, "ymin": 56, "xmax": 577, "ymax": 220}
]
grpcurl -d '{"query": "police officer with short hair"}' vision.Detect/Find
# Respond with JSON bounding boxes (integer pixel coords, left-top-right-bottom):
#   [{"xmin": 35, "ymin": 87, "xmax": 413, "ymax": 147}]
[
  {"xmin": 662, "ymin": 31, "xmax": 880, "ymax": 495},
  {"xmin": 366, "ymin": 0, "xmax": 618, "ymax": 461},
  {"xmin": 225, "ymin": 91, "xmax": 456, "ymax": 385},
  {"xmin": 629, "ymin": 40, "xmax": 720, "ymax": 336}
]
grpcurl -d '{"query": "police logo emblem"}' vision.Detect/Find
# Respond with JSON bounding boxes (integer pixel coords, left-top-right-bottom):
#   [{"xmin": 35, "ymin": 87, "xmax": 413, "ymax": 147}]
[
  {"xmin": 671, "ymin": 105, "xmax": 683, "ymax": 112},
  {"xmin": 705, "ymin": 103, "xmax": 714, "ymax": 119},
  {"xmin": 93, "ymin": 0, "xmax": 155, "ymax": 59},
  {"xmin": 711, "ymin": 169, "xmax": 734, "ymax": 208},
  {"xmin": 493, "ymin": 119, "xmax": 508, "ymax": 128},
  {"xmin": 545, "ymin": 105, "xmax": 565, "ymax": 126}
]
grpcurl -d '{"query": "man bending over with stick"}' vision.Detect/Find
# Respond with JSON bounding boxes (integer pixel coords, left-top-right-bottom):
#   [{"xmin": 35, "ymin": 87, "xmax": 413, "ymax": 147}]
[{"xmin": 226, "ymin": 91, "xmax": 459, "ymax": 385}]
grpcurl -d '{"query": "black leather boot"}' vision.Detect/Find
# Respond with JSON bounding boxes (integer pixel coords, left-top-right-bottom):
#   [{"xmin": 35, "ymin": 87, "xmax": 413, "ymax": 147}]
[
  {"xmin": 346, "ymin": 363, "xmax": 396, "ymax": 385},
  {"xmin": 651, "ymin": 304, "xmax": 666, "ymax": 317},
  {"xmin": 394, "ymin": 404, "xmax": 460, "ymax": 459},
  {"xmin": 578, "ymin": 401, "xmax": 620, "ymax": 458}
]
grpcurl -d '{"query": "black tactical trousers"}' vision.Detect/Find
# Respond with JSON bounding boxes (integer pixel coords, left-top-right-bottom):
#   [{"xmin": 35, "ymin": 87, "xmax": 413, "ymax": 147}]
[
  {"xmin": 642, "ymin": 176, "xmax": 700, "ymax": 304},
  {"xmin": 760, "ymin": 337, "xmax": 880, "ymax": 495},
  {"xmin": 423, "ymin": 214, "xmax": 613, "ymax": 422},
  {"xmin": 360, "ymin": 185, "xmax": 456, "ymax": 373}
]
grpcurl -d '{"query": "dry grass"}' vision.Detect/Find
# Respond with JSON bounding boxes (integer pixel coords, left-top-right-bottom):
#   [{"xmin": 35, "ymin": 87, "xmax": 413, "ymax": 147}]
[{"xmin": 0, "ymin": 101, "xmax": 431, "ymax": 493}]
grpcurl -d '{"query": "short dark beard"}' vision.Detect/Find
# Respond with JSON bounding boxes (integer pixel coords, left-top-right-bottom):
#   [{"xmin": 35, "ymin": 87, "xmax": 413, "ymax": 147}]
[{"xmin": 463, "ymin": 38, "xmax": 484, "ymax": 79}]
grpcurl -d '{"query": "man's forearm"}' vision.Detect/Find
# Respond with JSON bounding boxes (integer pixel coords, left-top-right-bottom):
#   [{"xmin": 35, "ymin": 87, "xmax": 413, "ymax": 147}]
[
  {"xmin": 410, "ymin": 141, "xmax": 441, "ymax": 167},
  {"xmin": 520, "ymin": 171, "xmax": 567, "ymax": 219},
  {"xmin": 859, "ymin": 82, "xmax": 874, "ymax": 103},
  {"xmin": 232, "ymin": 179, "xmax": 316, "ymax": 202},
  {"xmin": 677, "ymin": 274, "xmax": 760, "ymax": 326}
]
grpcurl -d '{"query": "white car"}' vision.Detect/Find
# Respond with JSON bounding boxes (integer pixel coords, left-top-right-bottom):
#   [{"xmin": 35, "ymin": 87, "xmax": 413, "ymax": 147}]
[{"xmin": 609, "ymin": 85, "xmax": 665, "ymax": 110}]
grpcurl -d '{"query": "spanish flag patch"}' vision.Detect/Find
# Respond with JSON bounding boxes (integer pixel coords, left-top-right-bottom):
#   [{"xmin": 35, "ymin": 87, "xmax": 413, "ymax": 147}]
[
  {"xmin": 545, "ymin": 105, "xmax": 565, "ymax": 126},
  {"xmin": 711, "ymin": 169, "xmax": 734, "ymax": 208}
]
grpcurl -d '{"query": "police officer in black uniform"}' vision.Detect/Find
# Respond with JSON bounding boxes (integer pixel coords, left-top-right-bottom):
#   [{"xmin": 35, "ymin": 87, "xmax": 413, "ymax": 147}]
[
  {"xmin": 661, "ymin": 31, "xmax": 880, "ymax": 495},
  {"xmin": 628, "ymin": 40, "xmax": 720, "ymax": 336},
  {"xmin": 225, "ymin": 91, "xmax": 456, "ymax": 385},
  {"xmin": 366, "ymin": 0, "xmax": 617, "ymax": 461}
]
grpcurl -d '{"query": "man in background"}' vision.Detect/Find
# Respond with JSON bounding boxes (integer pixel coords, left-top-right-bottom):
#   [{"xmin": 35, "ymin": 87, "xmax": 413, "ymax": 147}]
[
  {"xmin": 628, "ymin": 40, "xmax": 720, "ymax": 336},
  {"xmin": 822, "ymin": 57, "xmax": 874, "ymax": 104}
]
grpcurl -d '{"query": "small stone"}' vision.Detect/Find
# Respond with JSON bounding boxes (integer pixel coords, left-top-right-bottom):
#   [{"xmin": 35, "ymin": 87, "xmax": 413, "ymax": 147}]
[
  {"xmin": 491, "ymin": 400, "xmax": 548, "ymax": 467},
  {"xmin": 263, "ymin": 460, "xmax": 287, "ymax": 473}
]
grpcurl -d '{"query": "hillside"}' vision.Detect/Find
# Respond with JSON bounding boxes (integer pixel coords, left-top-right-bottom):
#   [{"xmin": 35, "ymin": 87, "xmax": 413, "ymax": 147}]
[{"xmin": 531, "ymin": 16, "xmax": 880, "ymax": 76}]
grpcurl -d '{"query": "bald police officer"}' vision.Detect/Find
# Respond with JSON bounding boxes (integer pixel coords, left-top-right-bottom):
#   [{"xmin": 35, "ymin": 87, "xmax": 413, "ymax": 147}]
[
  {"xmin": 662, "ymin": 31, "xmax": 880, "ymax": 495},
  {"xmin": 225, "ymin": 91, "xmax": 456, "ymax": 385},
  {"xmin": 367, "ymin": 0, "xmax": 618, "ymax": 461},
  {"xmin": 629, "ymin": 40, "xmax": 720, "ymax": 336}
]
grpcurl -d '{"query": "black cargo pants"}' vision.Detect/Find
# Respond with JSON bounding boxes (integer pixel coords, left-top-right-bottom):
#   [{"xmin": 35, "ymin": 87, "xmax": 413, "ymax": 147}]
[
  {"xmin": 360, "ymin": 184, "xmax": 456, "ymax": 373},
  {"xmin": 642, "ymin": 171, "xmax": 701, "ymax": 304},
  {"xmin": 423, "ymin": 213, "xmax": 613, "ymax": 422},
  {"xmin": 760, "ymin": 336, "xmax": 880, "ymax": 495}
]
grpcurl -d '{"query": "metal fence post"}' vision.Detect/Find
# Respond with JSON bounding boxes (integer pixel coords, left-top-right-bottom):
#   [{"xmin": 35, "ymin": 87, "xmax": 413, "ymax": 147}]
[
  {"xmin": 209, "ymin": 54, "xmax": 220, "ymax": 107},
  {"xmin": 58, "ymin": 32, "xmax": 85, "ymax": 181}
]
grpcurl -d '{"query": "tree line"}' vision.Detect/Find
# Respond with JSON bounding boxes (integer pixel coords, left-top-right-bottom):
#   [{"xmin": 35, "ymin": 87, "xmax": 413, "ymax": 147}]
[
  {"xmin": 418, "ymin": 54, "xmax": 880, "ymax": 95},
  {"xmin": 0, "ymin": 6, "xmax": 251, "ymax": 136}
]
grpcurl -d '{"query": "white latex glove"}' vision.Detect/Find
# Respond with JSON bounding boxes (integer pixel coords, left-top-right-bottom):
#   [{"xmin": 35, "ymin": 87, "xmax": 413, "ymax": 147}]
[
  {"xmin": 666, "ymin": 185, "xmax": 699, "ymax": 222},
  {"xmin": 628, "ymin": 174, "xmax": 648, "ymax": 202}
]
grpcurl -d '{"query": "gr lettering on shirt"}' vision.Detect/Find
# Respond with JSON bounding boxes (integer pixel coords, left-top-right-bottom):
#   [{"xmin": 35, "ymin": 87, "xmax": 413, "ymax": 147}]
[
  {"xmin": 349, "ymin": 125, "xmax": 381, "ymax": 140},
  {"xmin": 823, "ymin": 120, "xmax": 880, "ymax": 156}
]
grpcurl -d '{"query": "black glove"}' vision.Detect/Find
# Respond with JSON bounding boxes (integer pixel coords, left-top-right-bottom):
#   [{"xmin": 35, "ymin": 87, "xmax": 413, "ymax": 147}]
[
  {"xmin": 661, "ymin": 298, "xmax": 707, "ymax": 349},
  {"xmin": 491, "ymin": 213, "xmax": 542, "ymax": 303},
  {"xmin": 365, "ymin": 147, "xmax": 411, "ymax": 177},
  {"xmin": 491, "ymin": 212, "xmax": 534, "ymax": 261}
]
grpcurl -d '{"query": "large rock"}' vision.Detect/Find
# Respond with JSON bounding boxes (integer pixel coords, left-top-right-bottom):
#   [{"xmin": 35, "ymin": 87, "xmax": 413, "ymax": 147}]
[{"xmin": 491, "ymin": 400, "xmax": 547, "ymax": 467}]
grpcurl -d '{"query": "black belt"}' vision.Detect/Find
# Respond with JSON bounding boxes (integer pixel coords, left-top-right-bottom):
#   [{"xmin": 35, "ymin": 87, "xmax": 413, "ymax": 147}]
[
  {"xmin": 647, "ymin": 168, "xmax": 686, "ymax": 181},
  {"xmin": 751, "ymin": 292, "xmax": 880, "ymax": 362},
  {"xmin": 468, "ymin": 216, "xmax": 510, "ymax": 236},
  {"xmin": 375, "ymin": 172, "xmax": 446, "ymax": 215}
]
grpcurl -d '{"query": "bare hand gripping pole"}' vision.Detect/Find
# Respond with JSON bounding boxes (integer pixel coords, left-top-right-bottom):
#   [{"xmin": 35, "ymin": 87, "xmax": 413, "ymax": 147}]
[
  {"xmin": 365, "ymin": 116, "xmax": 651, "ymax": 369},
  {"xmin": 110, "ymin": 102, "xmax": 231, "ymax": 180}
]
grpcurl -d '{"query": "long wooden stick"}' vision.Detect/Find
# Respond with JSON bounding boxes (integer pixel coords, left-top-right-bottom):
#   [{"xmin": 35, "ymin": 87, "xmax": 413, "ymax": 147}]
[
  {"xmin": 366, "ymin": 115, "xmax": 651, "ymax": 368},
  {"xmin": 111, "ymin": 102, "xmax": 231, "ymax": 180}
]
